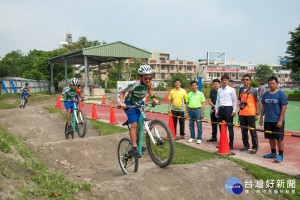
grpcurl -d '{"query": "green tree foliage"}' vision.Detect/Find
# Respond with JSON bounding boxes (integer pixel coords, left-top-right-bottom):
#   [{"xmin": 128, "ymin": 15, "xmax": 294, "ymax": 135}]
[
  {"xmin": 291, "ymin": 71, "xmax": 300, "ymax": 81},
  {"xmin": 0, "ymin": 50, "xmax": 23, "ymax": 78},
  {"xmin": 250, "ymin": 80, "xmax": 259, "ymax": 88},
  {"xmin": 255, "ymin": 64, "xmax": 275, "ymax": 82},
  {"xmin": 64, "ymin": 36, "xmax": 106, "ymax": 51},
  {"xmin": 286, "ymin": 24, "xmax": 300, "ymax": 73},
  {"xmin": 167, "ymin": 73, "xmax": 190, "ymax": 88}
]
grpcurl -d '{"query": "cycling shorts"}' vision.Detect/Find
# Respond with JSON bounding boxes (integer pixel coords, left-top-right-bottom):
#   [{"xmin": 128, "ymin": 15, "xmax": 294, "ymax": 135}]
[
  {"xmin": 64, "ymin": 102, "xmax": 75, "ymax": 111},
  {"xmin": 21, "ymin": 93, "xmax": 29, "ymax": 99},
  {"xmin": 124, "ymin": 101, "xmax": 144, "ymax": 124}
]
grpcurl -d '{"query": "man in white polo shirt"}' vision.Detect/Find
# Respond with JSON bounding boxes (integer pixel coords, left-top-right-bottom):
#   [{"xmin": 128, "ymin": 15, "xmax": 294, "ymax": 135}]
[{"xmin": 215, "ymin": 74, "xmax": 237, "ymax": 150}]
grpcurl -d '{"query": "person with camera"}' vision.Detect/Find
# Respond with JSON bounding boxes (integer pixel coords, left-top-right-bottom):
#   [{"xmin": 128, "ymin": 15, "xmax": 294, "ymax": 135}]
[{"xmin": 238, "ymin": 74, "xmax": 259, "ymax": 154}]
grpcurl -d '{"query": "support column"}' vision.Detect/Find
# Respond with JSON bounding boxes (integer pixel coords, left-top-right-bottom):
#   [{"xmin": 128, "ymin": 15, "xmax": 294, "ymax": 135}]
[
  {"xmin": 64, "ymin": 58, "xmax": 68, "ymax": 86},
  {"xmin": 83, "ymin": 55, "xmax": 90, "ymax": 96},
  {"xmin": 50, "ymin": 63, "xmax": 55, "ymax": 94},
  {"xmin": 98, "ymin": 62, "xmax": 102, "ymax": 88},
  {"xmin": 118, "ymin": 59, "xmax": 121, "ymax": 81},
  {"xmin": 145, "ymin": 58, "xmax": 149, "ymax": 64}
]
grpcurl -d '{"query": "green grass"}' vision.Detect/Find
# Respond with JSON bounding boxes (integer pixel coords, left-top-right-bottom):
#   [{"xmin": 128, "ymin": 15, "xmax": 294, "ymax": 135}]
[
  {"xmin": 43, "ymin": 105, "xmax": 127, "ymax": 135},
  {"xmin": 0, "ymin": 93, "xmax": 55, "ymax": 110},
  {"xmin": 0, "ymin": 126, "xmax": 92, "ymax": 199}
]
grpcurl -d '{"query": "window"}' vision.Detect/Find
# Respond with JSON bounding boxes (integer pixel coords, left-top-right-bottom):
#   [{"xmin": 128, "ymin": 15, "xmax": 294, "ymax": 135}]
[
  {"xmin": 170, "ymin": 66, "xmax": 174, "ymax": 70},
  {"xmin": 170, "ymin": 73, "xmax": 173, "ymax": 77},
  {"xmin": 161, "ymin": 73, "xmax": 165, "ymax": 78},
  {"xmin": 152, "ymin": 73, "xmax": 155, "ymax": 78},
  {"xmin": 161, "ymin": 66, "xmax": 165, "ymax": 70},
  {"xmin": 150, "ymin": 65, "xmax": 156, "ymax": 70},
  {"xmin": 217, "ymin": 73, "xmax": 220, "ymax": 77},
  {"xmin": 179, "ymin": 66, "xmax": 182, "ymax": 71},
  {"xmin": 187, "ymin": 66, "xmax": 192, "ymax": 71}
]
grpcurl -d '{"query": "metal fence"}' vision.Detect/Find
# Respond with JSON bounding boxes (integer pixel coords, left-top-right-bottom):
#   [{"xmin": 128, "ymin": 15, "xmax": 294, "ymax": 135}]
[{"xmin": 0, "ymin": 77, "xmax": 49, "ymax": 94}]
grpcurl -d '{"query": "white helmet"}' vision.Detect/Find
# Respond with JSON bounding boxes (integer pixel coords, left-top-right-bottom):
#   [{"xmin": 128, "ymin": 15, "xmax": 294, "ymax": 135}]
[
  {"xmin": 137, "ymin": 65, "xmax": 152, "ymax": 75},
  {"xmin": 69, "ymin": 77, "xmax": 79, "ymax": 85}
]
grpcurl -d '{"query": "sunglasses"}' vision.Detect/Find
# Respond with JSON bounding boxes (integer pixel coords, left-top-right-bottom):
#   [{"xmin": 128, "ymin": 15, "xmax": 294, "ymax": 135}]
[
  {"xmin": 143, "ymin": 77, "xmax": 152, "ymax": 81},
  {"xmin": 242, "ymin": 79, "xmax": 250, "ymax": 81}
]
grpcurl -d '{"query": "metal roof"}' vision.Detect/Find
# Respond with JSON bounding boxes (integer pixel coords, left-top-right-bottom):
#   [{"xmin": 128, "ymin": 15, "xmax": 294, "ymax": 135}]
[{"xmin": 48, "ymin": 41, "xmax": 151, "ymax": 65}]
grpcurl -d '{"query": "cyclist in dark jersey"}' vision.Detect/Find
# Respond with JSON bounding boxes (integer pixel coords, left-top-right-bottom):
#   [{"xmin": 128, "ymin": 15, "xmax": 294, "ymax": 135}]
[
  {"xmin": 19, "ymin": 82, "xmax": 31, "ymax": 107},
  {"xmin": 119, "ymin": 65, "xmax": 159, "ymax": 158},
  {"xmin": 60, "ymin": 78, "xmax": 85, "ymax": 132}
]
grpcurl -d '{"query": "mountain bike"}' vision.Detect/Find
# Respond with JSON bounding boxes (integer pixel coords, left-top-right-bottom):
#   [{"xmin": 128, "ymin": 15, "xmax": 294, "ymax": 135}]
[
  {"xmin": 63, "ymin": 100, "xmax": 87, "ymax": 140},
  {"xmin": 19, "ymin": 93, "xmax": 30, "ymax": 109},
  {"xmin": 117, "ymin": 102, "xmax": 175, "ymax": 174}
]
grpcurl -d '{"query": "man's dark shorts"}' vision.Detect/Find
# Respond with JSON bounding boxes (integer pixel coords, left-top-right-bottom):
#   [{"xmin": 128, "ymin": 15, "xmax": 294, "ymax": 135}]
[{"xmin": 264, "ymin": 122, "xmax": 285, "ymax": 140}]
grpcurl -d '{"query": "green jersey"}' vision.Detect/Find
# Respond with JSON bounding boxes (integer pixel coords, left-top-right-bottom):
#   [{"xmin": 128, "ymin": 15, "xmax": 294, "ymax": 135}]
[
  {"xmin": 21, "ymin": 86, "xmax": 30, "ymax": 94},
  {"xmin": 62, "ymin": 87, "xmax": 78, "ymax": 102},
  {"xmin": 123, "ymin": 79, "xmax": 152, "ymax": 104}
]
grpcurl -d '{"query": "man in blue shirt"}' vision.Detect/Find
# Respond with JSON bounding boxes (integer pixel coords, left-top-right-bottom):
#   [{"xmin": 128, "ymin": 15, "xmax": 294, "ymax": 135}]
[{"xmin": 259, "ymin": 76, "xmax": 288, "ymax": 163}]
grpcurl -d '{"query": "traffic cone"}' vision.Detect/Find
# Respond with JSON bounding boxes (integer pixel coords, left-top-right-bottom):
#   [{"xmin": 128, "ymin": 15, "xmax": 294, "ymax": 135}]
[
  {"xmin": 102, "ymin": 94, "xmax": 106, "ymax": 104},
  {"xmin": 58, "ymin": 100, "xmax": 64, "ymax": 109},
  {"xmin": 79, "ymin": 100, "xmax": 83, "ymax": 109},
  {"xmin": 145, "ymin": 95, "xmax": 148, "ymax": 102},
  {"xmin": 167, "ymin": 114, "xmax": 176, "ymax": 139},
  {"xmin": 56, "ymin": 96, "xmax": 59, "ymax": 108},
  {"xmin": 165, "ymin": 93, "xmax": 168, "ymax": 102},
  {"xmin": 217, "ymin": 120, "xmax": 232, "ymax": 155},
  {"xmin": 159, "ymin": 89, "xmax": 160, "ymax": 92},
  {"xmin": 110, "ymin": 106, "xmax": 117, "ymax": 124},
  {"xmin": 92, "ymin": 103, "xmax": 98, "ymax": 119}
]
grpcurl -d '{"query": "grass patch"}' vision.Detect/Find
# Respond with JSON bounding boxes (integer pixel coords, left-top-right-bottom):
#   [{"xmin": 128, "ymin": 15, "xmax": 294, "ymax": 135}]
[
  {"xmin": 0, "ymin": 126, "xmax": 92, "ymax": 199},
  {"xmin": 0, "ymin": 92, "xmax": 55, "ymax": 110},
  {"xmin": 43, "ymin": 105, "xmax": 127, "ymax": 135}
]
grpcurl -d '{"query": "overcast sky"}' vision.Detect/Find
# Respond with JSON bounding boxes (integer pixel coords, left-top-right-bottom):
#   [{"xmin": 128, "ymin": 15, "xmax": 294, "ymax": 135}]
[{"xmin": 0, "ymin": 0, "xmax": 299, "ymax": 65}]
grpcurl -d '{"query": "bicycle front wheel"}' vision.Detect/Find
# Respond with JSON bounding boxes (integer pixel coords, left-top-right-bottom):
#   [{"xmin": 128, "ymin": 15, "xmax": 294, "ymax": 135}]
[
  {"xmin": 146, "ymin": 119, "xmax": 175, "ymax": 168},
  {"xmin": 75, "ymin": 109, "xmax": 87, "ymax": 138},
  {"xmin": 118, "ymin": 138, "xmax": 138, "ymax": 174},
  {"xmin": 21, "ymin": 99, "xmax": 26, "ymax": 109}
]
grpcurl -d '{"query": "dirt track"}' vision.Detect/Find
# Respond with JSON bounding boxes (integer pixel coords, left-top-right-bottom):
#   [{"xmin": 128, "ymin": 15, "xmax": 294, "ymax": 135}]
[{"xmin": 0, "ymin": 100, "xmax": 270, "ymax": 199}]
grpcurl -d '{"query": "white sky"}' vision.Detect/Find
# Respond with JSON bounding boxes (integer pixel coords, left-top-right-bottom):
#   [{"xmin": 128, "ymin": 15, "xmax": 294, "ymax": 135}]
[{"xmin": 0, "ymin": 0, "xmax": 299, "ymax": 64}]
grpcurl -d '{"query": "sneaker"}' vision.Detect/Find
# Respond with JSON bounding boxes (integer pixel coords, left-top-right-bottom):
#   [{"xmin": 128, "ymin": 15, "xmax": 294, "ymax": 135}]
[
  {"xmin": 263, "ymin": 153, "xmax": 277, "ymax": 158},
  {"xmin": 240, "ymin": 147, "xmax": 250, "ymax": 151},
  {"xmin": 250, "ymin": 149, "xmax": 257, "ymax": 154},
  {"xmin": 196, "ymin": 139, "xmax": 202, "ymax": 144},
  {"xmin": 274, "ymin": 155, "xmax": 283, "ymax": 163},
  {"xmin": 187, "ymin": 138, "xmax": 195, "ymax": 143},
  {"xmin": 128, "ymin": 148, "xmax": 141, "ymax": 159},
  {"xmin": 207, "ymin": 138, "xmax": 217, "ymax": 142}
]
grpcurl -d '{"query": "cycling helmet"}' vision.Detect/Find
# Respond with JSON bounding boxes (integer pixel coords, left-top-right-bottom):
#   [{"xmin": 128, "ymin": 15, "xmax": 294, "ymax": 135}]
[
  {"xmin": 137, "ymin": 65, "xmax": 152, "ymax": 75},
  {"xmin": 69, "ymin": 77, "xmax": 79, "ymax": 86},
  {"xmin": 25, "ymin": 82, "xmax": 29, "ymax": 86}
]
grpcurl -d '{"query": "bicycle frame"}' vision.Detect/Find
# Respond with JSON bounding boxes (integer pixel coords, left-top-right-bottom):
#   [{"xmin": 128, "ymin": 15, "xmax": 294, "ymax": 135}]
[
  {"xmin": 70, "ymin": 102, "xmax": 81, "ymax": 131},
  {"xmin": 136, "ymin": 107, "xmax": 163, "ymax": 155}
]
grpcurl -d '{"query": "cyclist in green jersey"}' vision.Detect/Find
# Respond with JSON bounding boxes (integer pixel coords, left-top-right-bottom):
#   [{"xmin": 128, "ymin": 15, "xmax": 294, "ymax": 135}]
[
  {"xmin": 119, "ymin": 65, "xmax": 159, "ymax": 158},
  {"xmin": 19, "ymin": 82, "xmax": 31, "ymax": 107},
  {"xmin": 60, "ymin": 78, "xmax": 85, "ymax": 132}
]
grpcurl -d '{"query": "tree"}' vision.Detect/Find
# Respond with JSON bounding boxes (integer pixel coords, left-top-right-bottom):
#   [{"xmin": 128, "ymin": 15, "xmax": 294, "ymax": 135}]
[
  {"xmin": 286, "ymin": 24, "xmax": 300, "ymax": 73},
  {"xmin": 122, "ymin": 59, "xmax": 142, "ymax": 81},
  {"xmin": 0, "ymin": 50, "xmax": 23, "ymax": 78},
  {"xmin": 255, "ymin": 64, "xmax": 275, "ymax": 82},
  {"xmin": 64, "ymin": 36, "xmax": 106, "ymax": 51},
  {"xmin": 167, "ymin": 73, "xmax": 190, "ymax": 88},
  {"xmin": 291, "ymin": 71, "xmax": 300, "ymax": 81}
]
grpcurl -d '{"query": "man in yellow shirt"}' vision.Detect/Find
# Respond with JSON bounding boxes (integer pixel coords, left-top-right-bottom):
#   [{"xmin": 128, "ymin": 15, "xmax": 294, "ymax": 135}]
[{"xmin": 168, "ymin": 79, "xmax": 187, "ymax": 140}]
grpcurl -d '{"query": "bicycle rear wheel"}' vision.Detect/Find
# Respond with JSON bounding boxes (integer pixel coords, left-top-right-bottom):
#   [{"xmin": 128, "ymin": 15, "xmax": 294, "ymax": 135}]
[
  {"xmin": 75, "ymin": 109, "xmax": 87, "ymax": 138},
  {"xmin": 146, "ymin": 119, "xmax": 175, "ymax": 168},
  {"xmin": 118, "ymin": 138, "xmax": 138, "ymax": 174},
  {"xmin": 65, "ymin": 122, "xmax": 74, "ymax": 140}
]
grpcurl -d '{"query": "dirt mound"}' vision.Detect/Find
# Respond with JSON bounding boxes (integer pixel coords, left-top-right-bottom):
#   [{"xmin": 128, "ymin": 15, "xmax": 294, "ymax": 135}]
[{"xmin": 0, "ymin": 100, "xmax": 270, "ymax": 199}]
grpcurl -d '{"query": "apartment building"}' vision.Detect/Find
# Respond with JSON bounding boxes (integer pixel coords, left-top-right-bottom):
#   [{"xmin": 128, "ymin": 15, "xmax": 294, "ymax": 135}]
[{"xmin": 271, "ymin": 64, "xmax": 291, "ymax": 82}]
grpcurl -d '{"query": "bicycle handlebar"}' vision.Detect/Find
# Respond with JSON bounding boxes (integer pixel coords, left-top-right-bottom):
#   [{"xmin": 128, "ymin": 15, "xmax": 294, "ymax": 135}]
[{"xmin": 118, "ymin": 102, "xmax": 160, "ymax": 110}]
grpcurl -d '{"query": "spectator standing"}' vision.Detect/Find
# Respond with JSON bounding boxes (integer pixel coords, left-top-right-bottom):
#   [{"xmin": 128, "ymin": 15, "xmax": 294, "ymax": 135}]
[
  {"xmin": 168, "ymin": 79, "xmax": 187, "ymax": 140},
  {"xmin": 259, "ymin": 76, "xmax": 288, "ymax": 163},
  {"xmin": 207, "ymin": 79, "xmax": 221, "ymax": 142},
  {"xmin": 215, "ymin": 74, "xmax": 237, "ymax": 150},
  {"xmin": 238, "ymin": 74, "xmax": 259, "ymax": 154},
  {"xmin": 258, "ymin": 80, "xmax": 265, "ymax": 115},
  {"xmin": 186, "ymin": 81, "xmax": 206, "ymax": 144}
]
